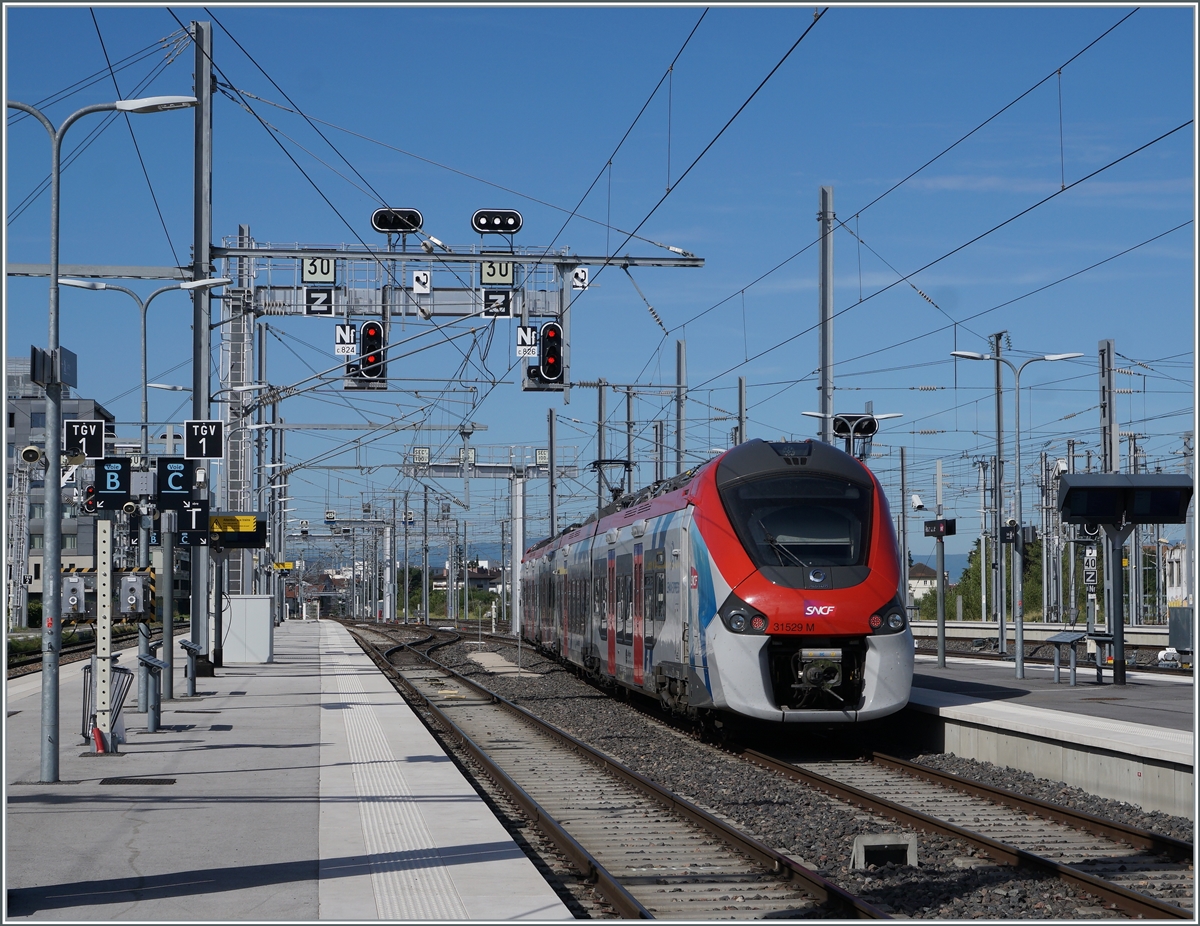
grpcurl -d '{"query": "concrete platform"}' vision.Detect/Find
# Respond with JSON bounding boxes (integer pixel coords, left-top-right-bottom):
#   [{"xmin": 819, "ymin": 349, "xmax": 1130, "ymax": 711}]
[
  {"xmin": 906, "ymin": 654, "xmax": 1194, "ymax": 819},
  {"xmin": 3, "ymin": 620, "xmax": 572, "ymax": 921}
]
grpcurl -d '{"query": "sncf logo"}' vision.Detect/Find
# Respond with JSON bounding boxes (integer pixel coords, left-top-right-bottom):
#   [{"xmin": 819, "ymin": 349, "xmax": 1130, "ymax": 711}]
[{"xmin": 805, "ymin": 605, "xmax": 835, "ymax": 616}]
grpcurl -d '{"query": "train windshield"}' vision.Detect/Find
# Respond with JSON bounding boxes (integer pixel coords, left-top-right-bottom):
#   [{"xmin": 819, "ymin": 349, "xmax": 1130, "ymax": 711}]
[{"xmin": 720, "ymin": 474, "xmax": 871, "ymax": 569}]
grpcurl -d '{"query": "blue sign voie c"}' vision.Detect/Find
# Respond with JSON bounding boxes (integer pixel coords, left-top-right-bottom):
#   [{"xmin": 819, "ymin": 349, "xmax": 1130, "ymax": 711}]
[
  {"xmin": 96, "ymin": 457, "xmax": 131, "ymax": 504},
  {"xmin": 156, "ymin": 457, "xmax": 192, "ymax": 510}
]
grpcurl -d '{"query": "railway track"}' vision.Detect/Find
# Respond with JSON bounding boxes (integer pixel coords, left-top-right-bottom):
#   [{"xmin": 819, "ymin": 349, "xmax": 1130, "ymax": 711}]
[
  {"xmin": 739, "ymin": 749, "xmax": 1193, "ymax": 919},
  {"xmin": 347, "ymin": 624, "xmax": 886, "ymax": 919},
  {"xmin": 7, "ymin": 622, "xmax": 189, "ymax": 679}
]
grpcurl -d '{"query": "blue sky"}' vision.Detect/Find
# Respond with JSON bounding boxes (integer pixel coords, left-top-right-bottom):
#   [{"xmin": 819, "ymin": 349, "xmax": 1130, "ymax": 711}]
[{"xmin": 4, "ymin": 4, "xmax": 1195, "ymax": 569}]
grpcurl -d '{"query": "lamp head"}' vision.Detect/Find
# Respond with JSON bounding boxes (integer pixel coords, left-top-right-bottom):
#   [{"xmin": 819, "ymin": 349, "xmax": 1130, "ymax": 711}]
[
  {"xmin": 58, "ymin": 278, "xmax": 106, "ymax": 290},
  {"xmin": 114, "ymin": 95, "xmax": 197, "ymax": 113},
  {"xmin": 182, "ymin": 276, "xmax": 232, "ymax": 291}
]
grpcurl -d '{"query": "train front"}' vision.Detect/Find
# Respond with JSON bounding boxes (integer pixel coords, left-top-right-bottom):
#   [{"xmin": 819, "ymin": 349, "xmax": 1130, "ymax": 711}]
[{"xmin": 690, "ymin": 438, "xmax": 913, "ymax": 722}]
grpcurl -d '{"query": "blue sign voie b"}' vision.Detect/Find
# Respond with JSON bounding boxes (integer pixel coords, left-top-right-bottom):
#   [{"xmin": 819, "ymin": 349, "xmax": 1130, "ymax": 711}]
[
  {"xmin": 96, "ymin": 457, "xmax": 131, "ymax": 505},
  {"xmin": 156, "ymin": 457, "xmax": 192, "ymax": 510}
]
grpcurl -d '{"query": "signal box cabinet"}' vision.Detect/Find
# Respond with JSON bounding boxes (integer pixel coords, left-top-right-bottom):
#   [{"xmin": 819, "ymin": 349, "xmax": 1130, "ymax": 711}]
[{"xmin": 224, "ymin": 595, "xmax": 274, "ymax": 664}]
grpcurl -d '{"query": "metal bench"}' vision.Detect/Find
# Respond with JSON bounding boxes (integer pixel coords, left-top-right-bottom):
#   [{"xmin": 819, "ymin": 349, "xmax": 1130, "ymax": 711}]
[
  {"xmin": 138, "ymin": 655, "xmax": 170, "ymax": 733},
  {"xmin": 1045, "ymin": 630, "xmax": 1087, "ymax": 685},
  {"xmin": 180, "ymin": 639, "xmax": 203, "ymax": 697}
]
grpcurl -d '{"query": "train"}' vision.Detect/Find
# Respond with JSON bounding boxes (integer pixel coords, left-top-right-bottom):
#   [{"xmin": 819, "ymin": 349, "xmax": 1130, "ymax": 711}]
[{"xmin": 520, "ymin": 437, "xmax": 914, "ymax": 723}]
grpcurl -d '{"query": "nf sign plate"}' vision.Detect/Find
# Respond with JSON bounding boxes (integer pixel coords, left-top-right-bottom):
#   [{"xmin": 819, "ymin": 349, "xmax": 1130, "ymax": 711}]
[
  {"xmin": 413, "ymin": 270, "xmax": 431, "ymax": 294},
  {"xmin": 335, "ymin": 323, "xmax": 357, "ymax": 356},
  {"xmin": 64, "ymin": 420, "xmax": 104, "ymax": 459},
  {"xmin": 184, "ymin": 420, "xmax": 224, "ymax": 460},
  {"xmin": 413, "ymin": 447, "xmax": 430, "ymax": 465},
  {"xmin": 305, "ymin": 287, "xmax": 334, "ymax": 315},
  {"xmin": 516, "ymin": 326, "xmax": 537, "ymax": 358}
]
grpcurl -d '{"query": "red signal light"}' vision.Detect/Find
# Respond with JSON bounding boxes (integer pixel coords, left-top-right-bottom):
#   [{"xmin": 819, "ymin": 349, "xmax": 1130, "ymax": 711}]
[{"xmin": 359, "ymin": 322, "xmax": 386, "ymax": 379}]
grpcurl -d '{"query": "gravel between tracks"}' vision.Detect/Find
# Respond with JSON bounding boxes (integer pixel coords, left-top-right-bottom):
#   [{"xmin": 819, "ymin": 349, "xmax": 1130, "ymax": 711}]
[{"xmin": 425, "ymin": 637, "xmax": 1169, "ymax": 919}]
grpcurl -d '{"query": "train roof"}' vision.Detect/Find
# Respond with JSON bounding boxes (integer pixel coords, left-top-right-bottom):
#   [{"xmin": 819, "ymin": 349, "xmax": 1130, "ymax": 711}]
[{"xmin": 522, "ymin": 439, "xmax": 878, "ymax": 561}]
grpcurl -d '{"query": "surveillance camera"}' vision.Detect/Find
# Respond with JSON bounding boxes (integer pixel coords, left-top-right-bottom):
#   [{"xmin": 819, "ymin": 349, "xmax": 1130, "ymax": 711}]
[
  {"xmin": 1006, "ymin": 518, "xmax": 1017, "ymax": 527},
  {"xmin": 20, "ymin": 446, "xmax": 42, "ymax": 464},
  {"xmin": 910, "ymin": 494, "xmax": 925, "ymax": 511},
  {"xmin": 122, "ymin": 501, "xmax": 138, "ymax": 515}
]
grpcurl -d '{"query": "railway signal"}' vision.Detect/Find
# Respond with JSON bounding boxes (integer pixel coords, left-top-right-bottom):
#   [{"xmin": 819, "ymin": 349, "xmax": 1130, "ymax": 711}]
[
  {"xmin": 370, "ymin": 207, "xmax": 423, "ymax": 234},
  {"xmin": 359, "ymin": 321, "xmax": 386, "ymax": 380},
  {"xmin": 538, "ymin": 321, "xmax": 563, "ymax": 383},
  {"xmin": 82, "ymin": 484, "xmax": 98, "ymax": 513},
  {"xmin": 471, "ymin": 208, "xmax": 522, "ymax": 235}
]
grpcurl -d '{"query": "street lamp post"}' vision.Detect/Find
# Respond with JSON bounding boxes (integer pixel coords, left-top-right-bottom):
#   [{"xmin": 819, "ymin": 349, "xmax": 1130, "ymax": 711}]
[
  {"xmin": 953, "ymin": 350, "xmax": 1083, "ymax": 679},
  {"xmin": 8, "ymin": 93, "xmax": 196, "ymax": 783}
]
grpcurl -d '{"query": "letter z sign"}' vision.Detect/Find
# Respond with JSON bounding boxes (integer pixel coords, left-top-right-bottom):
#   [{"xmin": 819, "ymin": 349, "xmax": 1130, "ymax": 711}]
[{"xmin": 184, "ymin": 420, "xmax": 224, "ymax": 460}]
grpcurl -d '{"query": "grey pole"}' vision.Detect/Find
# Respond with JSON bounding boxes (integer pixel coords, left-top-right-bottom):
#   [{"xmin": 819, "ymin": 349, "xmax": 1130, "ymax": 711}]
[
  {"xmin": 993, "ymin": 334, "xmax": 1007, "ymax": 657},
  {"xmin": 626, "ymin": 388, "xmax": 635, "ymax": 493},
  {"xmin": 422, "ymin": 487, "xmax": 429, "ymax": 624},
  {"xmin": 899, "ymin": 446, "xmax": 910, "ymax": 608},
  {"xmin": 548, "ymin": 409, "xmax": 557, "ymax": 535},
  {"xmin": 675, "ymin": 341, "xmax": 687, "ymax": 473},
  {"xmin": 160, "ymin": 509, "xmax": 176, "ymax": 699},
  {"xmin": 737, "ymin": 376, "xmax": 746, "ymax": 445},
  {"xmin": 597, "ymin": 380, "xmax": 606, "ymax": 511},
  {"xmin": 402, "ymin": 493, "xmax": 409, "ymax": 623},
  {"xmin": 1012, "ymin": 360, "xmax": 1027, "ymax": 678},
  {"xmin": 1106, "ymin": 524, "xmax": 1133, "ymax": 686},
  {"xmin": 818, "ymin": 186, "xmax": 835, "ymax": 445},
  {"xmin": 653, "ymin": 421, "xmax": 664, "ymax": 483},
  {"xmin": 979, "ymin": 458, "xmax": 988, "ymax": 625},
  {"xmin": 500, "ymin": 518, "xmax": 507, "ymax": 630},
  {"xmin": 511, "ymin": 473, "xmax": 524, "ymax": 636},
  {"xmin": 192, "ymin": 20, "xmax": 214, "ymax": 664},
  {"xmin": 1067, "ymin": 441, "xmax": 1077, "ymax": 624},
  {"xmin": 8, "ymin": 97, "xmax": 189, "ymax": 783},
  {"xmin": 936, "ymin": 459, "xmax": 946, "ymax": 668}
]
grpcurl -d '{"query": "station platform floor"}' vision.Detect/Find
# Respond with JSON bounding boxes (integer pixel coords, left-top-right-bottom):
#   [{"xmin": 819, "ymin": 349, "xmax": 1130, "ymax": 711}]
[
  {"xmin": 3, "ymin": 620, "xmax": 573, "ymax": 922},
  {"xmin": 905, "ymin": 653, "xmax": 1194, "ymax": 817}
]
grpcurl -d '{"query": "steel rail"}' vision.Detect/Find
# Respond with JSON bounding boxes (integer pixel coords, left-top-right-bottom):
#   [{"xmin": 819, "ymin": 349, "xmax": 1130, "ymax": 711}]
[
  {"xmin": 735, "ymin": 747, "xmax": 1192, "ymax": 920},
  {"xmin": 350, "ymin": 626, "xmax": 887, "ymax": 919},
  {"xmin": 872, "ymin": 752, "xmax": 1193, "ymax": 861},
  {"xmin": 352, "ymin": 629, "xmax": 652, "ymax": 919}
]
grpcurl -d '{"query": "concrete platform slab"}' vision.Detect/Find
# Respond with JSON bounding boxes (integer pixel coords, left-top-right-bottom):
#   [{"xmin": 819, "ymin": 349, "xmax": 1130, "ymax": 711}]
[{"xmin": 4, "ymin": 621, "xmax": 571, "ymax": 921}]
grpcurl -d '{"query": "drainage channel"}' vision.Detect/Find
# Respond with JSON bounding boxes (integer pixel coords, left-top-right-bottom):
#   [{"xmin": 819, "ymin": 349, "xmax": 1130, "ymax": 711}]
[
  {"xmin": 736, "ymin": 748, "xmax": 1192, "ymax": 919},
  {"xmin": 349, "ymin": 630, "xmax": 886, "ymax": 920}
]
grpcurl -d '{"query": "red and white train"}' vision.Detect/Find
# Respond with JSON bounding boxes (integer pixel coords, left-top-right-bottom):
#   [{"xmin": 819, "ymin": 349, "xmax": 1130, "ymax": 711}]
[{"xmin": 520, "ymin": 438, "xmax": 913, "ymax": 723}]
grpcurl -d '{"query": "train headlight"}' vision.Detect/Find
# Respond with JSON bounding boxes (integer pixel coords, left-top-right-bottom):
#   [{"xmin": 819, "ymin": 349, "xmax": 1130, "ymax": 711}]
[
  {"xmin": 718, "ymin": 593, "xmax": 768, "ymax": 635},
  {"xmin": 887, "ymin": 612, "xmax": 905, "ymax": 631}
]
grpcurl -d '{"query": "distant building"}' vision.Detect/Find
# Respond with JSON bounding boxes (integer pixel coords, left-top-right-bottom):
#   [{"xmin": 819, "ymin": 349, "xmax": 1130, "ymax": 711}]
[
  {"xmin": 6, "ymin": 357, "xmax": 189, "ymax": 629},
  {"xmin": 908, "ymin": 563, "xmax": 938, "ymax": 602}
]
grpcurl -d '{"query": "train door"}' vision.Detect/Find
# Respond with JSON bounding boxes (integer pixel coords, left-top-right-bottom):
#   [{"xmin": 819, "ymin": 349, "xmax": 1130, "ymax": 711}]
[
  {"xmin": 606, "ymin": 549, "xmax": 616, "ymax": 675},
  {"xmin": 633, "ymin": 543, "xmax": 645, "ymax": 686}
]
